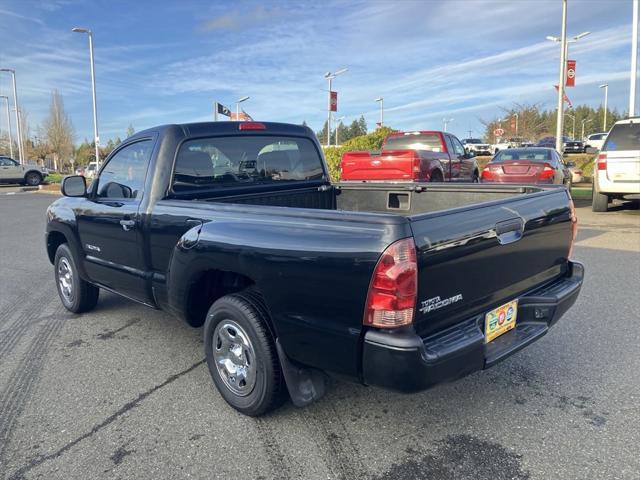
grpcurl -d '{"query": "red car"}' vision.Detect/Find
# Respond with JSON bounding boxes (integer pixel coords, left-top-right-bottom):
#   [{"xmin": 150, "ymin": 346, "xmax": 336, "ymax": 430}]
[
  {"xmin": 341, "ymin": 131, "xmax": 479, "ymax": 182},
  {"xmin": 481, "ymin": 148, "xmax": 573, "ymax": 186}
]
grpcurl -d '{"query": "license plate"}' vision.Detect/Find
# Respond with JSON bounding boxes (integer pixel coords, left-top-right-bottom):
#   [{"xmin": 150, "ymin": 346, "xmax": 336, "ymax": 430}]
[{"xmin": 485, "ymin": 299, "xmax": 518, "ymax": 343}]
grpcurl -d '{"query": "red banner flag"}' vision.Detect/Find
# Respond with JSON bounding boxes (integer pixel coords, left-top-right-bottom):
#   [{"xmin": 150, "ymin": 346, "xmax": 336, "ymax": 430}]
[
  {"xmin": 329, "ymin": 91, "xmax": 337, "ymax": 112},
  {"xmin": 566, "ymin": 60, "xmax": 576, "ymax": 87}
]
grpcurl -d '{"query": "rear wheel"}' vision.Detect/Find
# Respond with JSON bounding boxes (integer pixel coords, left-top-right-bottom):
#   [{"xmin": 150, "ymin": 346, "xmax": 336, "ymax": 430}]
[
  {"xmin": 591, "ymin": 176, "xmax": 609, "ymax": 212},
  {"xmin": 204, "ymin": 293, "xmax": 286, "ymax": 416},
  {"xmin": 430, "ymin": 170, "xmax": 443, "ymax": 182},
  {"xmin": 25, "ymin": 172, "xmax": 42, "ymax": 186},
  {"xmin": 54, "ymin": 243, "xmax": 99, "ymax": 313}
]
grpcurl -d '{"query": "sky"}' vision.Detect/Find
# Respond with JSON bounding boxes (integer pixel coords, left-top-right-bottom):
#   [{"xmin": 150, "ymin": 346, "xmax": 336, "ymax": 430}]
[{"xmin": 0, "ymin": 0, "xmax": 637, "ymax": 144}]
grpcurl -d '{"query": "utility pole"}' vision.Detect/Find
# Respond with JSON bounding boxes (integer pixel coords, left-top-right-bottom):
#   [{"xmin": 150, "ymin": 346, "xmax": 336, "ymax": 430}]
[
  {"xmin": 0, "ymin": 95, "xmax": 13, "ymax": 159},
  {"xmin": 467, "ymin": 130, "xmax": 473, "ymax": 138},
  {"xmin": 554, "ymin": 0, "xmax": 568, "ymax": 153},
  {"xmin": 631, "ymin": 0, "xmax": 638, "ymax": 116},
  {"xmin": 442, "ymin": 118, "xmax": 453, "ymax": 132},
  {"xmin": 0, "ymin": 69, "xmax": 23, "ymax": 163},
  {"xmin": 514, "ymin": 113, "xmax": 519, "ymax": 136},
  {"xmin": 375, "ymin": 97, "xmax": 384, "ymax": 128}
]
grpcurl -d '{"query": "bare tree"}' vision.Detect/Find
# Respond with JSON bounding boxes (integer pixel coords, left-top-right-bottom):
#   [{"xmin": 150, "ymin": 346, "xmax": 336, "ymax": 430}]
[{"xmin": 44, "ymin": 90, "xmax": 75, "ymax": 172}]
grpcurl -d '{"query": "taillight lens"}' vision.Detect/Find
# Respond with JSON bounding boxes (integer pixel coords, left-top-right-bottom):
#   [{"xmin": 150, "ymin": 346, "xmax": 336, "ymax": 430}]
[
  {"xmin": 481, "ymin": 167, "xmax": 492, "ymax": 180},
  {"xmin": 540, "ymin": 163, "xmax": 555, "ymax": 179},
  {"xmin": 364, "ymin": 237, "xmax": 417, "ymax": 328},
  {"xmin": 597, "ymin": 153, "xmax": 607, "ymax": 170},
  {"xmin": 567, "ymin": 198, "xmax": 578, "ymax": 258}
]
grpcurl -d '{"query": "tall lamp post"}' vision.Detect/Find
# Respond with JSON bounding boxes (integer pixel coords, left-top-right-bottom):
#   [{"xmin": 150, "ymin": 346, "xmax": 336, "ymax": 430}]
[
  {"xmin": 324, "ymin": 68, "xmax": 347, "ymax": 147},
  {"xmin": 0, "ymin": 68, "xmax": 23, "ymax": 163},
  {"xmin": 581, "ymin": 118, "xmax": 591, "ymax": 140},
  {"xmin": 546, "ymin": 8, "xmax": 591, "ymax": 153},
  {"xmin": 599, "ymin": 84, "xmax": 609, "ymax": 131},
  {"xmin": 72, "ymin": 27, "xmax": 100, "ymax": 167},
  {"xmin": 375, "ymin": 97, "xmax": 384, "ymax": 128},
  {"xmin": 442, "ymin": 117, "xmax": 453, "ymax": 132},
  {"xmin": 631, "ymin": 0, "xmax": 638, "ymax": 117},
  {"xmin": 236, "ymin": 96, "xmax": 250, "ymax": 119},
  {"xmin": 0, "ymin": 95, "xmax": 13, "ymax": 159}
]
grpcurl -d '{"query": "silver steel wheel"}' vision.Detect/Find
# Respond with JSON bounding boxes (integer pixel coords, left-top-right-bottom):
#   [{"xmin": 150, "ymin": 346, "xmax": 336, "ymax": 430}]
[
  {"xmin": 213, "ymin": 320, "xmax": 257, "ymax": 396},
  {"xmin": 57, "ymin": 257, "xmax": 74, "ymax": 302}
]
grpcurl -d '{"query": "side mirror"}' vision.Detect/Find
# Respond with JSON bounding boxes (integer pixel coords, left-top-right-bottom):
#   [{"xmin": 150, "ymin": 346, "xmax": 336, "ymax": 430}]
[
  {"xmin": 466, "ymin": 151, "xmax": 476, "ymax": 158},
  {"xmin": 61, "ymin": 175, "xmax": 87, "ymax": 197},
  {"xmin": 566, "ymin": 161, "xmax": 576, "ymax": 168}
]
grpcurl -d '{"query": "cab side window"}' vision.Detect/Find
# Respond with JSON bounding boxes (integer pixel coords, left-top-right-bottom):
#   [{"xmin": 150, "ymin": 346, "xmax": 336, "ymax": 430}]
[
  {"xmin": 97, "ymin": 140, "xmax": 153, "ymax": 199},
  {"xmin": 450, "ymin": 136, "xmax": 466, "ymax": 157}
]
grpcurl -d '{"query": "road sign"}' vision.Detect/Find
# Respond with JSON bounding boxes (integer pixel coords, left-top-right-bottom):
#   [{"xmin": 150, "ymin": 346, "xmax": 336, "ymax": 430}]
[
  {"xmin": 566, "ymin": 60, "xmax": 576, "ymax": 87},
  {"xmin": 493, "ymin": 128, "xmax": 504, "ymax": 136}
]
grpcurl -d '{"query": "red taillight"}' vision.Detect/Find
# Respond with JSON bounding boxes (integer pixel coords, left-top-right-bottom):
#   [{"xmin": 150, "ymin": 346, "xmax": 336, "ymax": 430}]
[
  {"xmin": 539, "ymin": 163, "xmax": 555, "ymax": 179},
  {"xmin": 567, "ymin": 198, "xmax": 578, "ymax": 258},
  {"xmin": 481, "ymin": 166, "xmax": 492, "ymax": 180},
  {"xmin": 364, "ymin": 238, "xmax": 417, "ymax": 328},
  {"xmin": 239, "ymin": 122, "xmax": 266, "ymax": 130},
  {"xmin": 597, "ymin": 153, "xmax": 607, "ymax": 170}
]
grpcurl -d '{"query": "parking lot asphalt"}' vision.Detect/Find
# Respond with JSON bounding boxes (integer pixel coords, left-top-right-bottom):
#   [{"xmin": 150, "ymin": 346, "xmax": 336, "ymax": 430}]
[{"xmin": 0, "ymin": 192, "xmax": 639, "ymax": 480}]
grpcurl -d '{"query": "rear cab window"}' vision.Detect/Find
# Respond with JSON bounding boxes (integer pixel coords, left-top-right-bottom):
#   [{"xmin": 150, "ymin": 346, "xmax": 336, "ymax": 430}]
[
  {"xmin": 602, "ymin": 122, "xmax": 640, "ymax": 151},
  {"xmin": 384, "ymin": 134, "xmax": 443, "ymax": 152},
  {"xmin": 172, "ymin": 135, "xmax": 325, "ymax": 193}
]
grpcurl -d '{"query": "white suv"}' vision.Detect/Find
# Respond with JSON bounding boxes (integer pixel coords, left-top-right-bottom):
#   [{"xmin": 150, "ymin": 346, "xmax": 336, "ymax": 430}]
[
  {"xmin": 592, "ymin": 118, "xmax": 640, "ymax": 212},
  {"xmin": 584, "ymin": 132, "xmax": 608, "ymax": 152}
]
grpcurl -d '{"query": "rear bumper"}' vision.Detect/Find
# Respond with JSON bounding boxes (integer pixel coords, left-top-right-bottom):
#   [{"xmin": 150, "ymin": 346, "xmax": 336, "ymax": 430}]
[
  {"xmin": 362, "ymin": 261, "xmax": 584, "ymax": 393},
  {"xmin": 596, "ymin": 171, "xmax": 640, "ymax": 195}
]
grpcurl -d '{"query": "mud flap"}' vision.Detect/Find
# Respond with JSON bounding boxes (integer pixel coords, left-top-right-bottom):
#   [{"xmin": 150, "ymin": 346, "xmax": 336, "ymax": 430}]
[{"xmin": 276, "ymin": 339, "xmax": 327, "ymax": 407}]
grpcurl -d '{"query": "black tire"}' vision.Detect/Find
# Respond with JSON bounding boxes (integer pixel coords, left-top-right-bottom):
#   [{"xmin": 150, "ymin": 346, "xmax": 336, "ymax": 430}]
[
  {"xmin": 54, "ymin": 243, "xmax": 99, "ymax": 313},
  {"xmin": 591, "ymin": 176, "xmax": 609, "ymax": 212},
  {"xmin": 430, "ymin": 170, "xmax": 443, "ymax": 182},
  {"xmin": 204, "ymin": 293, "xmax": 286, "ymax": 416},
  {"xmin": 25, "ymin": 171, "xmax": 42, "ymax": 186}
]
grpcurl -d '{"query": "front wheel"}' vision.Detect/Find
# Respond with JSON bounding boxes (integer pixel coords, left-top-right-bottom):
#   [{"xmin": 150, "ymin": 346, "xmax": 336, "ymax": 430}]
[
  {"xmin": 25, "ymin": 172, "xmax": 42, "ymax": 186},
  {"xmin": 204, "ymin": 293, "xmax": 286, "ymax": 416},
  {"xmin": 54, "ymin": 243, "xmax": 99, "ymax": 313}
]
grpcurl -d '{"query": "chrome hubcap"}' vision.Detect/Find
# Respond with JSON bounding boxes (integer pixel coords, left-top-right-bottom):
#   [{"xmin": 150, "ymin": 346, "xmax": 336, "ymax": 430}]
[
  {"xmin": 57, "ymin": 257, "xmax": 74, "ymax": 302},
  {"xmin": 213, "ymin": 320, "xmax": 256, "ymax": 396}
]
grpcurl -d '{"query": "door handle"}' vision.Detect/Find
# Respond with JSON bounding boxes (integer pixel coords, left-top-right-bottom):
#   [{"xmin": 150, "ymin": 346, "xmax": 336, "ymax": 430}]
[
  {"xmin": 495, "ymin": 218, "xmax": 524, "ymax": 245},
  {"xmin": 119, "ymin": 219, "xmax": 136, "ymax": 231}
]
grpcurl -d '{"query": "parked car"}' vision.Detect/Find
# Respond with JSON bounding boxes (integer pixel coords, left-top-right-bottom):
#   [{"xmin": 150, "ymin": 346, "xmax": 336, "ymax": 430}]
[
  {"xmin": 563, "ymin": 138, "xmax": 585, "ymax": 154},
  {"xmin": 462, "ymin": 138, "xmax": 492, "ymax": 156},
  {"xmin": 46, "ymin": 121, "xmax": 582, "ymax": 416},
  {"xmin": 592, "ymin": 117, "xmax": 640, "ymax": 212},
  {"xmin": 492, "ymin": 137, "xmax": 529, "ymax": 154},
  {"xmin": 535, "ymin": 136, "xmax": 557, "ymax": 149},
  {"xmin": 341, "ymin": 131, "xmax": 479, "ymax": 182},
  {"xmin": 584, "ymin": 132, "xmax": 608, "ymax": 152},
  {"xmin": 0, "ymin": 156, "xmax": 48, "ymax": 186},
  {"xmin": 481, "ymin": 148, "xmax": 572, "ymax": 186}
]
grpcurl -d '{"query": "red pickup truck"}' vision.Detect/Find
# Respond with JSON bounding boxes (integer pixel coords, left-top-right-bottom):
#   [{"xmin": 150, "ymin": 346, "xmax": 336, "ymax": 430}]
[{"xmin": 341, "ymin": 131, "xmax": 479, "ymax": 182}]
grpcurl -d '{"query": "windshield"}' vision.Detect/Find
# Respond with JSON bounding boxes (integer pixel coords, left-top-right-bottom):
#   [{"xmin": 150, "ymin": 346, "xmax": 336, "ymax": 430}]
[
  {"xmin": 602, "ymin": 122, "xmax": 640, "ymax": 151},
  {"xmin": 384, "ymin": 134, "xmax": 442, "ymax": 151},
  {"xmin": 464, "ymin": 138, "xmax": 482, "ymax": 144},
  {"xmin": 492, "ymin": 149, "xmax": 552, "ymax": 162},
  {"xmin": 172, "ymin": 135, "xmax": 324, "ymax": 193}
]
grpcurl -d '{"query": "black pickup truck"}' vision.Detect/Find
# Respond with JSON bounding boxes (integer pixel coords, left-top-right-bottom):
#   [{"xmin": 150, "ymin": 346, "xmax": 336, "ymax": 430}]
[{"xmin": 46, "ymin": 121, "xmax": 583, "ymax": 416}]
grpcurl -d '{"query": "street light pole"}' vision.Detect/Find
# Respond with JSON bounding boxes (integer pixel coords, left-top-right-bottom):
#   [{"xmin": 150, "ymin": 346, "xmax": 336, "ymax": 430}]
[
  {"xmin": 0, "ymin": 95, "xmax": 13, "ymax": 159},
  {"xmin": 442, "ymin": 118, "xmax": 453, "ymax": 132},
  {"xmin": 375, "ymin": 97, "xmax": 384, "ymax": 128},
  {"xmin": 324, "ymin": 68, "xmax": 347, "ymax": 147},
  {"xmin": 235, "ymin": 96, "xmax": 250, "ymax": 119},
  {"xmin": 0, "ymin": 68, "xmax": 24, "ymax": 163},
  {"xmin": 72, "ymin": 28, "xmax": 100, "ymax": 167},
  {"xmin": 600, "ymin": 84, "xmax": 609, "ymax": 130},
  {"xmin": 564, "ymin": 112, "xmax": 575, "ymax": 139},
  {"xmin": 631, "ymin": 0, "xmax": 638, "ymax": 117},
  {"xmin": 581, "ymin": 118, "xmax": 591, "ymax": 140},
  {"xmin": 514, "ymin": 113, "xmax": 519, "ymax": 136}
]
